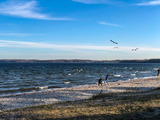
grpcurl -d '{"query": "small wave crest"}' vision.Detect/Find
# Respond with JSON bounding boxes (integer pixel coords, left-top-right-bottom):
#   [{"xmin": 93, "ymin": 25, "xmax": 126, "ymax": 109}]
[
  {"xmin": 140, "ymin": 71, "xmax": 151, "ymax": 73},
  {"xmin": 38, "ymin": 86, "xmax": 49, "ymax": 89},
  {"xmin": 114, "ymin": 75, "xmax": 122, "ymax": 77},
  {"xmin": 64, "ymin": 82, "xmax": 71, "ymax": 84},
  {"xmin": 153, "ymin": 68, "xmax": 159, "ymax": 70},
  {"xmin": 0, "ymin": 85, "xmax": 60, "ymax": 95},
  {"xmin": 130, "ymin": 74, "xmax": 136, "ymax": 76}
]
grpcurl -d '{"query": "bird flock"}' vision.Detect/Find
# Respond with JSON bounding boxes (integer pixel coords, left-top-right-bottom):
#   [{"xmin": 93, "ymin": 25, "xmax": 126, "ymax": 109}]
[{"xmin": 110, "ymin": 40, "xmax": 139, "ymax": 51}]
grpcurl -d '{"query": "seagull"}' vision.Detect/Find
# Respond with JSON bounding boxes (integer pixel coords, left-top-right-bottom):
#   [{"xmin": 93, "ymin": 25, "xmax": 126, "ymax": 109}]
[
  {"xmin": 113, "ymin": 47, "xmax": 118, "ymax": 49},
  {"xmin": 110, "ymin": 40, "xmax": 118, "ymax": 44},
  {"xmin": 132, "ymin": 48, "xmax": 139, "ymax": 51}
]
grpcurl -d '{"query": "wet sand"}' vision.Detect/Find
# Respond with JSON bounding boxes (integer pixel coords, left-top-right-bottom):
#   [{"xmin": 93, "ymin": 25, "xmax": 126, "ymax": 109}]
[{"xmin": 0, "ymin": 77, "xmax": 160, "ymax": 111}]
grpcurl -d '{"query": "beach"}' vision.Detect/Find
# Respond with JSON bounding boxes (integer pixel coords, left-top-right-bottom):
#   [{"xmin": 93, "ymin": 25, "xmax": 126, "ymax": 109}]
[{"xmin": 0, "ymin": 77, "xmax": 160, "ymax": 111}]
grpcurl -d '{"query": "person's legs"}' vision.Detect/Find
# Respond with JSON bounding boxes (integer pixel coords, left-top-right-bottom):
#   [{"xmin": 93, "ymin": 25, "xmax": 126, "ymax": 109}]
[{"xmin": 104, "ymin": 79, "xmax": 106, "ymax": 85}]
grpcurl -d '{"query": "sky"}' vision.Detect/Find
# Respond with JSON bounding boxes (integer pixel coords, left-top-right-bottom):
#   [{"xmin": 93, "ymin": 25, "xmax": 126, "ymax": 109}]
[{"xmin": 0, "ymin": 0, "xmax": 160, "ymax": 60}]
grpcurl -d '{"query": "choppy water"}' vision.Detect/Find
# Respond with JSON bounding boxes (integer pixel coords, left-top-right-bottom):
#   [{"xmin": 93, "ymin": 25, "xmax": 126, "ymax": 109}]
[{"xmin": 0, "ymin": 63, "xmax": 160, "ymax": 96}]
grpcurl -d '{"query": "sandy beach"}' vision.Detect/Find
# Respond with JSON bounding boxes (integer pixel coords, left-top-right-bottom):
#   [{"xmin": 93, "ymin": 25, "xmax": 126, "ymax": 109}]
[{"xmin": 0, "ymin": 77, "xmax": 160, "ymax": 111}]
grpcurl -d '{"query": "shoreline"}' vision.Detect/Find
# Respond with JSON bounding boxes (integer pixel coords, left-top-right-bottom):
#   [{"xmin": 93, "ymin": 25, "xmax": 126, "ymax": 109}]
[
  {"xmin": 0, "ymin": 76, "xmax": 157, "ymax": 97},
  {"xmin": 0, "ymin": 77, "xmax": 160, "ymax": 111}
]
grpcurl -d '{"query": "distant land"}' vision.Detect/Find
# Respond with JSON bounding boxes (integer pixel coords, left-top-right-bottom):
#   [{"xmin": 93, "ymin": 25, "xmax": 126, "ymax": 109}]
[{"xmin": 0, "ymin": 59, "xmax": 160, "ymax": 63}]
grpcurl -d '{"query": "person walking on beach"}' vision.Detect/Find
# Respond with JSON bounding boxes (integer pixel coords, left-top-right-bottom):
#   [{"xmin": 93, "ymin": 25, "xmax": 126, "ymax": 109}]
[
  {"xmin": 98, "ymin": 77, "xmax": 103, "ymax": 86},
  {"xmin": 105, "ymin": 74, "xmax": 110, "ymax": 84}
]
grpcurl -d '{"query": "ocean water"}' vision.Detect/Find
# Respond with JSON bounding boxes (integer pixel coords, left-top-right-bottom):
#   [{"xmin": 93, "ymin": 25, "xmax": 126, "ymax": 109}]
[{"xmin": 0, "ymin": 63, "xmax": 160, "ymax": 96}]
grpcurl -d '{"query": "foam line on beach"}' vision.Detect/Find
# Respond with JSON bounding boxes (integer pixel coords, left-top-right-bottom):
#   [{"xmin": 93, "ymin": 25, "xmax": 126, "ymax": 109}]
[{"xmin": 0, "ymin": 76, "xmax": 157, "ymax": 97}]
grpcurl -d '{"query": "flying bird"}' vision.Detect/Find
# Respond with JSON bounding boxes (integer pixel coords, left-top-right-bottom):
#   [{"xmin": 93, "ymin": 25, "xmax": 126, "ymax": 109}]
[
  {"xmin": 113, "ymin": 47, "xmax": 118, "ymax": 49},
  {"xmin": 110, "ymin": 40, "xmax": 118, "ymax": 44},
  {"xmin": 132, "ymin": 48, "xmax": 139, "ymax": 51}
]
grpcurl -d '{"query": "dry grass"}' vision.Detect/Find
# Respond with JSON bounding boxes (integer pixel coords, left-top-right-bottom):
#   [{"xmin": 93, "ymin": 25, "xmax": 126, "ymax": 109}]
[{"xmin": 0, "ymin": 88, "xmax": 160, "ymax": 120}]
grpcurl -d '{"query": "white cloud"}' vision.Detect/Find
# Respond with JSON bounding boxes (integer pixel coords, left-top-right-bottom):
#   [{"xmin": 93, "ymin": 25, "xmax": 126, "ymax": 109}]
[
  {"xmin": 0, "ymin": 33, "xmax": 31, "ymax": 36},
  {"xmin": 72, "ymin": 0, "xmax": 111, "ymax": 4},
  {"xmin": 0, "ymin": 40, "xmax": 160, "ymax": 52},
  {"xmin": 0, "ymin": 0, "xmax": 71, "ymax": 20},
  {"xmin": 0, "ymin": 33, "xmax": 45, "ymax": 37},
  {"xmin": 136, "ymin": 0, "xmax": 160, "ymax": 6},
  {"xmin": 99, "ymin": 21, "xmax": 122, "ymax": 27}
]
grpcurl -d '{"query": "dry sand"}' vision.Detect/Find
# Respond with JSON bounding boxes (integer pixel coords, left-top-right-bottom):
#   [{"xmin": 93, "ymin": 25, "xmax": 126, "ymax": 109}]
[{"xmin": 0, "ymin": 77, "xmax": 160, "ymax": 111}]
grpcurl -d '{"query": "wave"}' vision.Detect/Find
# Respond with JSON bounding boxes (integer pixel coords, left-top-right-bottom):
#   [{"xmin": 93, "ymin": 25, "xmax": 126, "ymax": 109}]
[
  {"xmin": 85, "ymin": 75, "xmax": 96, "ymax": 78},
  {"xmin": 114, "ymin": 75, "xmax": 122, "ymax": 77},
  {"xmin": 38, "ymin": 86, "xmax": 49, "ymax": 89},
  {"xmin": 129, "ymin": 76, "xmax": 157, "ymax": 81},
  {"xmin": 64, "ymin": 82, "xmax": 71, "ymax": 84},
  {"xmin": 130, "ymin": 74, "xmax": 136, "ymax": 76},
  {"xmin": 124, "ymin": 67, "xmax": 128, "ymax": 69},
  {"xmin": 153, "ymin": 68, "xmax": 159, "ymax": 70},
  {"xmin": 0, "ymin": 86, "xmax": 60, "ymax": 95},
  {"xmin": 140, "ymin": 71, "xmax": 151, "ymax": 73},
  {"xmin": 141, "ymin": 76, "xmax": 157, "ymax": 79}
]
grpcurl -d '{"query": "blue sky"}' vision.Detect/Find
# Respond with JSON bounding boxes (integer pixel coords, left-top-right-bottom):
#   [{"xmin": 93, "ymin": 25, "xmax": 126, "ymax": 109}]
[{"xmin": 0, "ymin": 0, "xmax": 160, "ymax": 60}]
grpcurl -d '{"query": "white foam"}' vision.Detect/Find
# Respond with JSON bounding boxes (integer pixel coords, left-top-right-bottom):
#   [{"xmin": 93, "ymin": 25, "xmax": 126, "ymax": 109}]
[
  {"xmin": 130, "ymin": 74, "xmax": 136, "ymax": 76},
  {"xmin": 39, "ymin": 86, "xmax": 48, "ymax": 89},
  {"xmin": 64, "ymin": 82, "xmax": 71, "ymax": 84},
  {"xmin": 153, "ymin": 68, "xmax": 159, "ymax": 70},
  {"xmin": 140, "ymin": 71, "xmax": 151, "ymax": 73},
  {"xmin": 114, "ymin": 75, "xmax": 122, "ymax": 77},
  {"xmin": 141, "ymin": 76, "xmax": 156, "ymax": 79},
  {"xmin": 78, "ymin": 69, "xmax": 83, "ymax": 72},
  {"xmin": 129, "ymin": 76, "xmax": 157, "ymax": 81}
]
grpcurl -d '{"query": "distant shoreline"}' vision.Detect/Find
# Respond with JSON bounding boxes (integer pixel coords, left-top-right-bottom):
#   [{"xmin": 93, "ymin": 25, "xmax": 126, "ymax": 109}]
[{"xmin": 0, "ymin": 58, "xmax": 160, "ymax": 63}]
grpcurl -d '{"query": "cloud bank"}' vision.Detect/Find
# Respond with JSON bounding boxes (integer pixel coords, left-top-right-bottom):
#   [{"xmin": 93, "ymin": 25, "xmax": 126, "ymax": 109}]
[
  {"xmin": 0, "ymin": 0, "xmax": 70, "ymax": 20},
  {"xmin": 0, "ymin": 40, "xmax": 160, "ymax": 52}
]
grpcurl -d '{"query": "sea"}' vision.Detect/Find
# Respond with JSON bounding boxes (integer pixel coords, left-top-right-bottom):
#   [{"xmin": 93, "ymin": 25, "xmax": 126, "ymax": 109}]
[{"xmin": 0, "ymin": 63, "xmax": 160, "ymax": 96}]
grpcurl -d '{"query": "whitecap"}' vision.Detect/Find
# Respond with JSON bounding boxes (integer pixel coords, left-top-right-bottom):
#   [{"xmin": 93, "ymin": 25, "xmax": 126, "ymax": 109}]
[
  {"xmin": 64, "ymin": 82, "xmax": 71, "ymax": 84},
  {"xmin": 114, "ymin": 75, "xmax": 121, "ymax": 77},
  {"xmin": 153, "ymin": 68, "xmax": 159, "ymax": 70},
  {"xmin": 140, "ymin": 71, "xmax": 151, "ymax": 73},
  {"xmin": 39, "ymin": 86, "xmax": 48, "ymax": 89},
  {"xmin": 79, "ymin": 69, "xmax": 83, "ymax": 72},
  {"xmin": 130, "ymin": 74, "xmax": 136, "ymax": 76}
]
